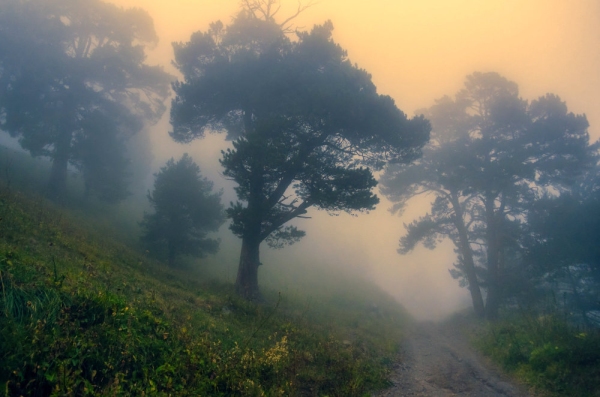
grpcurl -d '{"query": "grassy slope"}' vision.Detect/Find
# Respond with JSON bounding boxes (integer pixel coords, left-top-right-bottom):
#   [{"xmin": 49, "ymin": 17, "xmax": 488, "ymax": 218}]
[
  {"xmin": 0, "ymin": 147, "xmax": 410, "ymax": 396},
  {"xmin": 472, "ymin": 313, "xmax": 600, "ymax": 397}
]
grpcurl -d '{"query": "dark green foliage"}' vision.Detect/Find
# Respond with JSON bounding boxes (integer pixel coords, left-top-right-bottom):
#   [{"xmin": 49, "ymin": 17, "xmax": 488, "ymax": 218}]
[
  {"xmin": 0, "ymin": 0, "xmax": 171, "ymax": 201},
  {"xmin": 141, "ymin": 154, "xmax": 225, "ymax": 266},
  {"xmin": 170, "ymin": 8, "xmax": 429, "ymax": 298},
  {"xmin": 526, "ymin": 180, "xmax": 600, "ymax": 273},
  {"xmin": 523, "ymin": 181, "xmax": 600, "ymax": 325}
]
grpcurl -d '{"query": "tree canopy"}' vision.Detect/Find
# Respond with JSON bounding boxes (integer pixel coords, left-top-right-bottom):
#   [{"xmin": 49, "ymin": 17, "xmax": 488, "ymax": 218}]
[
  {"xmin": 170, "ymin": 9, "xmax": 430, "ymax": 299},
  {"xmin": 380, "ymin": 72, "xmax": 595, "ymax": 319},
  {"xmin": 522, "ymin": 159, "xmax": 600, "ymax": 325},
  {"xmin": 0, "ymin": 0, "xmax": 171, "ymax": 201},
  {"xmin": 141, "ymin": 154, "xmax": 225, "ymax": 266}
]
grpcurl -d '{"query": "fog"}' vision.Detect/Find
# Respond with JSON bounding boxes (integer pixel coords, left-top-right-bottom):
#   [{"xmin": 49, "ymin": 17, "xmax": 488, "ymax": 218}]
[{"xmin": 106, "ymin": 0, "xmax": 600, "ymax": 320}]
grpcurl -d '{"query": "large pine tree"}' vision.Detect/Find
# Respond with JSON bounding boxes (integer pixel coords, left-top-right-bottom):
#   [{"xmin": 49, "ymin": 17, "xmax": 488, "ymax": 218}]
[{"xmin": 170, "ymin": 9, "xmax": 430, "ymax": 299}]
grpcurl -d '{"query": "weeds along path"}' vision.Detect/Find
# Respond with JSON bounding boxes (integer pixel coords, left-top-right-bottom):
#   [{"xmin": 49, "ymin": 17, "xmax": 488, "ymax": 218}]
[{"xmin": 374, "ymin": 320, "xmax": 529, "ymax": 397}]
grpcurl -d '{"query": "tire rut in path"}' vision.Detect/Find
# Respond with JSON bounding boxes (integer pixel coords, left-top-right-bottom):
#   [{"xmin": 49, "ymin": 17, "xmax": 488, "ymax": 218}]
[{"xmin": 374, "ymin": 320, "xmax": 530, "ymax": 397}]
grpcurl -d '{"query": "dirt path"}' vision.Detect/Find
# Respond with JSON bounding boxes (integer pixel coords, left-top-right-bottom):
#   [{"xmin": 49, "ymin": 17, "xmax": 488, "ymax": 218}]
[{"xmin": 374, "ymin": 320, "xmax": 529, "ymax": 397}]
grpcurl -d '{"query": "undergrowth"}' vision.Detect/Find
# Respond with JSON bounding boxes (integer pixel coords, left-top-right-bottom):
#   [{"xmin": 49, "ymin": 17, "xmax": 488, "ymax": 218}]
[
  {"xmin": 0, "ymin": 183, "xmax": 408, "ymax": 396},
  {"xmin": 474, "ymin": 312, "xmax": 600, "ymax": 397}
]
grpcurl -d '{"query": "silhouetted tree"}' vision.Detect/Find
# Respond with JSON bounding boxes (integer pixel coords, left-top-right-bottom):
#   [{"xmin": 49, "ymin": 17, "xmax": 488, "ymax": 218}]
[
  {"xmin": 72, "ymin": 110, "xmax": 132, "ymax": 202},
  {"xmin": 170, "ymin": 10, "xmax": 430, "ymax": 299},
  {"xmin": 381, "ymin": 72, "xmax": 594, "ymax": 319},
  {"xmin": 0, "ymin": 0, "xmax": 171, "ymax": 201},
  {"xmin": 141, "ymin": 154, "xmax": 225, "ymax": 266},
  {"xmin": 523, "ymin": 160, "xmax": 600, "ymax": 325}
]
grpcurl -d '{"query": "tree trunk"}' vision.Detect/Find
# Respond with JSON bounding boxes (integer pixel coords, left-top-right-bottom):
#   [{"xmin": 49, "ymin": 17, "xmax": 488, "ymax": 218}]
[
  {"xmin": 456, "ymin": 225, "xmax": 486, "ymax": 318},
  {"xmin": 167, "ymin": 242, "xmax": 176, "ymax": 267},
  {"xmin": 566, "ymin": 265, "xmax": 591, "ymax": 328},
  {"xmin": 235, "ymin": 157, "xmax": 265, "ymax": 301},
  {"xmin": 484, "ymin": 197, "xmax": 500, "ymax": 320},
  {"xmin": 235, "ymin": 237, "xmax": 262, "ymax": 301},
  {"xmin": 47, "ymin": 131, "xmax": 71, "ymax": 201},
  {"xmin": 451, "ymin": 195, "xmax": 486, "ymax": 318},
  {"xmin": 83, "ymin": 173, "xmax": 92, "ymax": 201}
]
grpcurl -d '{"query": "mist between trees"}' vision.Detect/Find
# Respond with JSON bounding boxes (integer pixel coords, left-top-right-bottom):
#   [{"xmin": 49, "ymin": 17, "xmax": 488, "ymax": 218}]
[{"xmin": 0, "ymin": 0, "xmax": 599, "ymax": 325}]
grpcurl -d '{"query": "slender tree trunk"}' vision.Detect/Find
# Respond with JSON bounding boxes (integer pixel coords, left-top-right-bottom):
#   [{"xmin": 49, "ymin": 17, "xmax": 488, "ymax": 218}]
[
  {"xmin": 83, "ymin": 172, "xmax": 92, "ymax": 201},
  {"xmin": 451, "ymin": 195, "xmax": 486, "ymax": 318},
  {"xmin": 235, "ymin": 236, "xmax": 262, "ymax": 301},
  {"xmin": 167, "ymin": 242, "xmax": 176, "ymax": 267},
  {"xmin": 565, "ymin": 264, "xmax": 591, "ymax": 328},
  {"xmin": 456, "ymin": 225, "xmax": 486, "ymax": 318},
  {"xmin": 47, "ymin": 131, "xmax": 71, "ymax": 201},
  {"xmin": 484, "ymin": 197, "xmax": 500, "ymax": 320}
]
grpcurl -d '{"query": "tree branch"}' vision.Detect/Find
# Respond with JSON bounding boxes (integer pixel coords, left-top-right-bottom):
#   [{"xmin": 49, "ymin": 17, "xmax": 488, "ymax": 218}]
[
  {"xmin": 279, "ymin": 0, "xmax": 319, "ymax": 31},
  {"xmin": 264, "ymin": 130, "xmax": 328, "ymax": 210},
  {"xmin": 260, "ymin": 200, "xmax": 311, "ymax": 241}
]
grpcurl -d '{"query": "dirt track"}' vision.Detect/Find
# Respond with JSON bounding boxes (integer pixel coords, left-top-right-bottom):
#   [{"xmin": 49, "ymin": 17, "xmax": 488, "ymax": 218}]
[{"xmin": 374, "ymin": 319, "xmax": 530, "ymax": 397}]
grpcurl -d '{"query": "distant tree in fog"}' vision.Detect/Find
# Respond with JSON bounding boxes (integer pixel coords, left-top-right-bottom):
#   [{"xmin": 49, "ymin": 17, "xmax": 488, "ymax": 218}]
[
  {"xmin": 381, "ymin": 72, "xmax": 595, "ymax": 319},
  {"xmin": 0, "ymin": 0, "xmax": 171, "ymax": 201},
  {"xmin": 141, "ymin": 154, "xmax": 225, "ymax": 267},
  {"xmin": 169, "ymin": 8, "xmax": 430, "ymax": 299},
  {"xmin": 522, "ymin": 161, "xmax": 600, "ymax": 325}
]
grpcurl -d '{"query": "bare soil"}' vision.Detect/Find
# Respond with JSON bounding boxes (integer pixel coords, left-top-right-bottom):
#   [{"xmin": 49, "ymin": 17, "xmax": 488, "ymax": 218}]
[{"xmin": 374, "ymin": 318, "xmax": 530, "ymax": 397}]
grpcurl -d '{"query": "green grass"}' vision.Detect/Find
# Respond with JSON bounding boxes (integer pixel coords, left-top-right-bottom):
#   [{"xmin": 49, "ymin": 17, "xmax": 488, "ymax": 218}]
[
  {"xmin": 0, "ymin": 144, "xmax": 150, "ymax": 245},
  {"xmin": 0, "ymin": 180, "xmax": 409, "ymax": 396},
  {"xmin": 473, "ymin": 312, "xmax": 600, "ymax": 397}
]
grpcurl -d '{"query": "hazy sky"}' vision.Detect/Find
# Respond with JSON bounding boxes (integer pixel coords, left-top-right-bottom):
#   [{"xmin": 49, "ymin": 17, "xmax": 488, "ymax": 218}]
[{"xmin": 110, "ymin": 0, "xmax": 600, "ymax": 320}]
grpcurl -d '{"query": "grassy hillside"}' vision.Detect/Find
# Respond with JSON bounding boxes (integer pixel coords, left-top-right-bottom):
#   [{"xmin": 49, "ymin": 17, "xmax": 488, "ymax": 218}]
[
  {"xmin": 473, "ymin": 313, "xmax": 600, "ymax": 397},
  {"xmin": 0, "ymin": 158, "xmax": 409, "ymax": 396}
]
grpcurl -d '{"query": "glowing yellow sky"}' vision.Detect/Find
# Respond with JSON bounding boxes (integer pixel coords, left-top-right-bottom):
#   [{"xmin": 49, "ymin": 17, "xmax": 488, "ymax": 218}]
[
  {"xmin": 110, "ymin": 0, "xmax": 600, "ymax": 319},
  {"xmin": 114, "ymin": 0, "xmax": 600, "ymax": 138}
]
